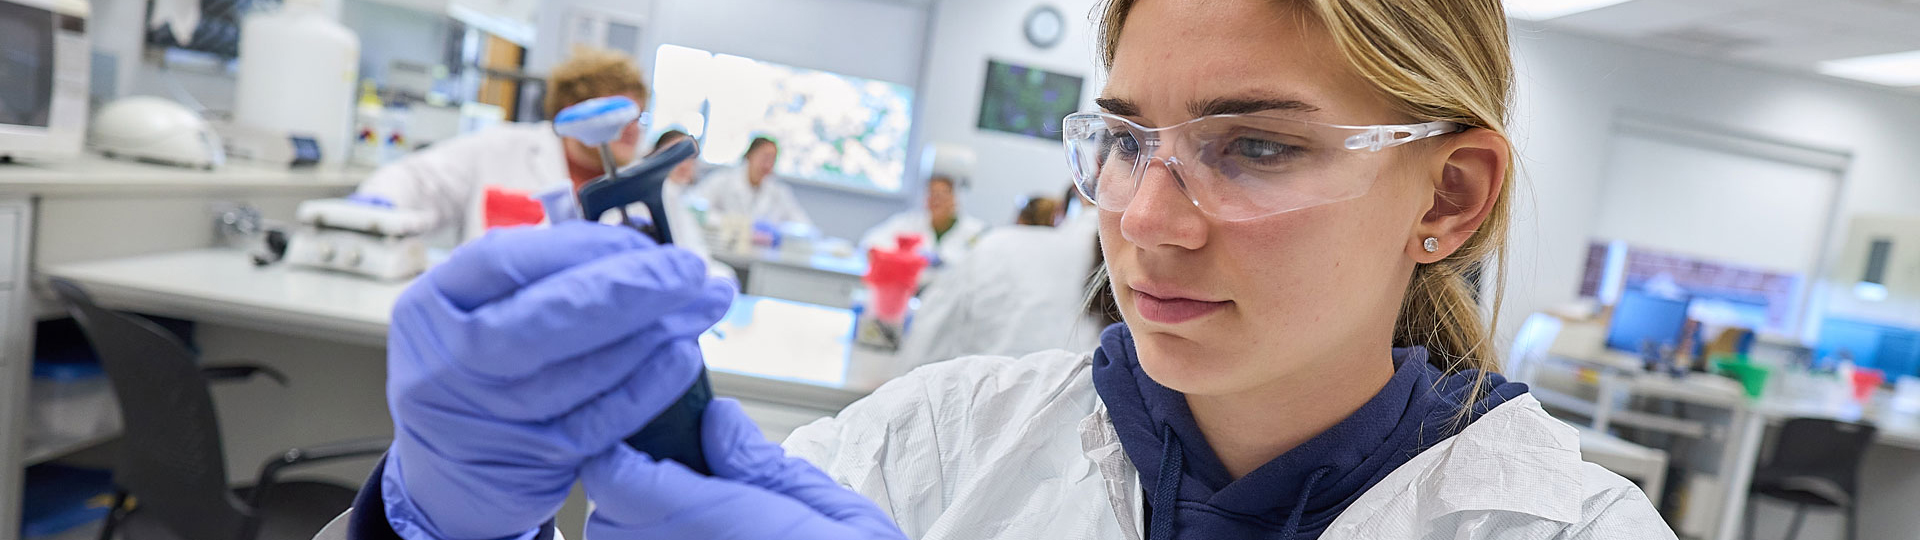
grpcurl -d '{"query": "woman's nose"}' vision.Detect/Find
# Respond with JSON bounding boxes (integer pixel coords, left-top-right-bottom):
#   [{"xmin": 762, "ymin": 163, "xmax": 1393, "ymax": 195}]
[{"xmin": 1119, "ymin": 157, "xmax": 1209, "ymax": 250}]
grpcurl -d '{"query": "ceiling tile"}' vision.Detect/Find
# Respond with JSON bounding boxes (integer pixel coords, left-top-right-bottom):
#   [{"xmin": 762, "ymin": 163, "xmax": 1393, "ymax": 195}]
[
  {"xmin": 1712, "ymin": 10, "xmax": 1839, "ymax": 42},
  {"xmin": 1547, "ymin": 0, "xmax": 1739, "ymax": 34},
  {"xmin": 1766, "ymin": 0, "xmax": 1920, "ymax": 37},
  {"xmin": 1520, "ymin": 0, "xmax": 1920, "ymax": 98}
]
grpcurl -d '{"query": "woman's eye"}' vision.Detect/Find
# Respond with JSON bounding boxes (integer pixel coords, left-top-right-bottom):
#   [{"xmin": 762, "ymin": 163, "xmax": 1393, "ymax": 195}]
[
  {"xmin": 1109, "ymin": 132, "xmax": 1142, "ymax": 158},
  {"xmin": 1228, "ymin": 137, "xmax": 1302, "ymax": 162}
]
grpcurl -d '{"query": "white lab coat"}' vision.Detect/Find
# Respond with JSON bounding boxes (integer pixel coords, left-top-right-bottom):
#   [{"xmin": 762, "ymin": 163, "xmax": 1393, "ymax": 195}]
[
  {"xmin": 696, "ymin": 167, "xmax": 813, "ymax": 227},
  {"xmin": 313, "ymin": 353, "xmax": 1669, "ymax": 540},
  {"xmin": 658, "ymin": 181, "xmax": 712, "ymax": 261},
  {"xmin": 896, "ymin": 216, "xmax": 1103, "ymax": 369},
  {"xmin": 354, "ymin": 122, "xmax": 719, "ymax": 267},
  {"xmin": 858, "ymin": 210, "xmax": 989, "ymax": 270},
  {"xmin": 356, "ymin": 122, "xmax": 569, "ymax": 244},
  {"xmin": 784, "ymin": 351, "xmax": 1676, "ymax": 540},
  {"xmin": 530, "ymin": 181, "xmax": 721, "ymax": 278}
]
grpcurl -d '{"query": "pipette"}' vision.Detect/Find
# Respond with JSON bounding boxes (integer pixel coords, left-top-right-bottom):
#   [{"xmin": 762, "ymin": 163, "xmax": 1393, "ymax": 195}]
[{"xmin": 553, "ymin": 96, "xmax": 712, "ymax": 475}]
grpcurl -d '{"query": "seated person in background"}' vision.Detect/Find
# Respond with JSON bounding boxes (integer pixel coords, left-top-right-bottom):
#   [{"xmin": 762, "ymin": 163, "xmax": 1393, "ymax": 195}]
[
  {"xmin": 647, "ymin": 129, "xmax": 715, "ymax": 261},
  {"xmin": 1015, "ymin": 194, "xmax": 1062, "ymax": 227},
  {"xmin": 351, "ymin": 47, "xmax": 649, "ymax": 244},
  {"xmin": 655, "ymin": 130, "xmax": 702, "ymax": 188},
  {"xmin": 697, "ymin": 137, "xmax": 813, "ymax": 228},
  {"xmin": 897, "ymin": 186, "xmax": 1112, "ymax": 368},
  {"xmin": 859, "ymin": 174, "xmax": 988, "ymax": 272}
]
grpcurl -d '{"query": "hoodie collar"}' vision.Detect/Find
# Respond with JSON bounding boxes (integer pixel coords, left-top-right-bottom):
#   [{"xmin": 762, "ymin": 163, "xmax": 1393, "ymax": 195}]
[{"xmin": 1090, "ymin": 323, "xmax": 1527, "ymax": 539}]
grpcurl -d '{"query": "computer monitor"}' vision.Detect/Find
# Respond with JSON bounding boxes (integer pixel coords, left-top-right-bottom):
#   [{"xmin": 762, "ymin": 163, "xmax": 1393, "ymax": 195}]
[
  {"xmin": 1606, "ymin": 289, "xmax": 1691, "ymax": 353},
  {"xmin": 0, "ymin": 0, "xmax": 89, "ymax": 161}
]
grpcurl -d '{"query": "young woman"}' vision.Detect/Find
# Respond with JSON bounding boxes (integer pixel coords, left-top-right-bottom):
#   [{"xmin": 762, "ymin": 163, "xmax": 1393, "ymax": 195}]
[{"xmin": 336, "ymin": 0, "xmax": 1675, "ymax": 539}]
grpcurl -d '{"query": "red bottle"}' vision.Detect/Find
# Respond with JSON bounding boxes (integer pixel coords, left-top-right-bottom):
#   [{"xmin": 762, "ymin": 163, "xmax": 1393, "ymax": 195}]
[{"xmin": 865, "ymin": 233, "xmax": 928, "ymax": 325}]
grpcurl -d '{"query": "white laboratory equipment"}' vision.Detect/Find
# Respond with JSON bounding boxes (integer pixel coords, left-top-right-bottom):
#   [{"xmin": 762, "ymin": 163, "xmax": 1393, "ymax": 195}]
[
  {"xmin": 232, "ymin": 0, "xmax": 359, "ymax": 166},
  {"xmin": 284, "ymin": 199, "xmax": 433, "ymax": 281},
  {"xmin": 0, "ymin": 0, "xmax": 90, "ymax": 162},
  {"xmin": 88, "ymin": 96, "xmax": 226, "ymax": 169}
]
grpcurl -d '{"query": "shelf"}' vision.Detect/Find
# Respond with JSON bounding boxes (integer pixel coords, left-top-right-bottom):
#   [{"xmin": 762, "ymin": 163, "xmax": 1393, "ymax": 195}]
[
  {"xmin": 1534, "ymin": 387, "xmax": 1713, "ymax": 439},
  {"xmin": 0, "ymin": 155, "xmax": 364, "ymax": 197},
  {"xmin": 21, "ymin": 428, "xmax": 118, "ymax": 467},
  {"xmin": 21, "ymin": 379, "xmax": 123, "ymax": 466}
]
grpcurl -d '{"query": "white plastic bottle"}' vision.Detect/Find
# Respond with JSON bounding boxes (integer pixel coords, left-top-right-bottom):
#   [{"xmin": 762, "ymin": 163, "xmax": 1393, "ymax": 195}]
[{"xmin": 232, "ymin": 0, "xmax": 360, "ymax": 167}]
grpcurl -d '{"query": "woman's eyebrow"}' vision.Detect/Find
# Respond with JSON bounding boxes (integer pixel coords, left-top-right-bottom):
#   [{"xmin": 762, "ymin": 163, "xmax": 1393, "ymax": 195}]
[
  {"xmin": 1190, "ymin": 96, "xmax": 1320, "ymax": 117},
  {"xmin": 1094, "ymin": 95, "xmax": 1320, "ymax": 118},
  {"xmin": 1095, "ymin": 97, "xmax": 1140, "ymax": 116}
]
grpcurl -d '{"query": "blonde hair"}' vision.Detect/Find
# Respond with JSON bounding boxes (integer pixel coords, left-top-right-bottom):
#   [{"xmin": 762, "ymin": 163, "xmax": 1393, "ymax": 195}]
[
  {"xmin": 544, "ymin": 47, "xmax": 649, "ymax": 120},
  {"xmin": 1096, "ymin": 0, "xmax": 1516, "ymax": 376}
]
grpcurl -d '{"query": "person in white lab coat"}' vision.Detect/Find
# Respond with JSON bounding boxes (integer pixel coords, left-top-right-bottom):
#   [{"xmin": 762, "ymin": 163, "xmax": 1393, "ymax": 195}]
[
  {"xmin": 646, "ymin": 129, "xmax": 715, "ymax": 260},
  {"xmin": 859, "ymin": 174, "xmax": 989, "ymax": 273},
  {"xmin": 352, "ymin": 47, "xmax": 655, "ymax": 245},
  {"xmin": 697, "ymin": 137, "xmax": 813, "ymax": 227},
  {"xmin": 329, "ymin": 1, "xmax": 1676, "ymax": 539},
  {"xmin": 896, "ymin": 192, "xmax": 1109, "ymax": 368}
]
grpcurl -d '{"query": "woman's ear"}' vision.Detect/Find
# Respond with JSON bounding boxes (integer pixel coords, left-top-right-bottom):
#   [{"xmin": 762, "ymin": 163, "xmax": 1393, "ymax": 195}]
[{"xmin": 1408, "ymin": 127, "xmax": 1507, "ymax": 263}]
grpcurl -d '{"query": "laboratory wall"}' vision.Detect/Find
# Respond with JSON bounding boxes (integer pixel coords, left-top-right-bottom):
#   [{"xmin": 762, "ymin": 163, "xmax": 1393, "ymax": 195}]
[
  {"xmin": 86, "ymin": 0, "xmax": 237, "ymax": 110},
  {"xmin": 341, "ymin": 0, "xmax": 455, "ymax": 85},
  {"xmin": 917, "ymin": 0, "xmax": 1105, "ymax": 226},
  {"xmin": 526, "ymin": 0, "xmax": 656, "ymax": 75},
  {"xmin": 87, "ymin": 0, "xmax": 450, "ymax": 116},
  {"xmin": 1500, "ymin": 27, "xmax": 1920, "ymax": 346}
]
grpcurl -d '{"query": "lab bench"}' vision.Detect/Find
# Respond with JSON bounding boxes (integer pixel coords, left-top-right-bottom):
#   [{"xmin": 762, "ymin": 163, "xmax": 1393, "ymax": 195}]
[
  {"xmin": 39, "ymin": 249, "xmax": 899, "ymax": 539},
  {"xmin": 712, "ymin": 245, "xmax": 868, "ymax": 310},
  {"xmin": 40, "ymin": 249, "xmax": 901, "ymax": 414},
  {"xmin": 1537, "ymin": 321, "xmax": 1920, "ymax": 540},
  {"xmin": 0, "ymin": 157, "xmax": 363, "ymax": 540}
]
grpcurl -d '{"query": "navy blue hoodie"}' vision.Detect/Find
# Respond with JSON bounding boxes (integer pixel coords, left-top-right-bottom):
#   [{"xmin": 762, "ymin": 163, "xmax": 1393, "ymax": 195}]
[{"xmin": 1091, "ymin": 323, "xmax": 1529, "ymax": 540}]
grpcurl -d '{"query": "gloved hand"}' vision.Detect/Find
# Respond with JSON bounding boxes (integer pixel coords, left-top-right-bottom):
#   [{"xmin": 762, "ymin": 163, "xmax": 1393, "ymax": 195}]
[
  {"xmin": 381, "ymin": 222, "xmax": 734, "ymax": 540},
  {"xmin": 580, "ymin": 398, "xmax": 906, "ymax": 539}
]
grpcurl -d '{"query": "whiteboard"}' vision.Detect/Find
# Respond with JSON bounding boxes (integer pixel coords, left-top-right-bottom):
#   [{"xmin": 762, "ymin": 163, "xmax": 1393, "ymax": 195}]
[{"xmin": 1595, "ymin": 133, "xmax": 1839, "ymax": 275}]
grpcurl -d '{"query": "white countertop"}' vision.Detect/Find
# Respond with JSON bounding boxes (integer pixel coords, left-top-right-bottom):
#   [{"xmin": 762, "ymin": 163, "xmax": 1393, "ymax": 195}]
[
  {"xmin": 40, "ymin": 249, "xmax": 894, "ymax": 410},
  {"xmin": 0, "ymin": 155, "xmax": 364, "ymax": 196},
  {"xmin": 41, "ymin": 249, "xmax": 404, "ymax": 346}
]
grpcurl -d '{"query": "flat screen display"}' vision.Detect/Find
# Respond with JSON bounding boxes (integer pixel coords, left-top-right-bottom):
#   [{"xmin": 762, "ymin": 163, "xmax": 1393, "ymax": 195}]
[
  {"xmin": 977, "ymin": 60, "xmax": 1083, "ymax": 141},
  {"xmin": 649, "ymin": 44, "xmax": 916, "ymax": 194},
  {"xmin": 144, "ymin": 0, "xmax": 277, "ymax": 58},
  {"xmin": 0, "ymin": 1, "xmax": 54, "ymax": 128}
]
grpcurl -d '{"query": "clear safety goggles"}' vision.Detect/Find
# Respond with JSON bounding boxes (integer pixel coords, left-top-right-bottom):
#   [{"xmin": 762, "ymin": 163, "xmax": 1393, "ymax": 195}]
[{"xmin": 1061, "ymin": 112, "xmax": 1461, "ymax": 221}]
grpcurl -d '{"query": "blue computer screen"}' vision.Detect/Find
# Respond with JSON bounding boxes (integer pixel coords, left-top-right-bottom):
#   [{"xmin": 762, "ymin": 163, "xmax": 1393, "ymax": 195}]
[{"xmin": 1606, "ymin": 289, "xmax": 1691, "ymax": 353}]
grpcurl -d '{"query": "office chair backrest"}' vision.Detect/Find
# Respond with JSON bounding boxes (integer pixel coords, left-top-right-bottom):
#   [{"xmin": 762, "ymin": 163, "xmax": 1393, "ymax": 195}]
[
  {"xmin": 1605, "ymin": 289, "xmax": 1690, "ymax": 353},
  {"xmin": 48, "ymin": 279, "xmax": 249, "ymax": 540},
  {"xmin": 1767, "ymin": 418, "xmax": 1878, "ymax": 497}
]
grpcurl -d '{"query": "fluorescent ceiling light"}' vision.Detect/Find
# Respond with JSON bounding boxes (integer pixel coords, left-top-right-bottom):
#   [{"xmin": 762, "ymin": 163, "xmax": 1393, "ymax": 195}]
[
  {"xmin": 1505, "ymin": 0, "xmax": 1635, "ymax": 21},
  {"xmin": 1819, "ymin": 50, "xmax": 1920, "ymax": 87},
  {"xmin": 1854, "ymin": 282, "xmax": 1890, "ymax": 302}
]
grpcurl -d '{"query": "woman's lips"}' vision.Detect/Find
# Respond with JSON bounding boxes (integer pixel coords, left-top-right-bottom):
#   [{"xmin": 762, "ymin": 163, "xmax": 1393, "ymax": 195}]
[{"xmin": 1131, "ymin": 288, "xmax": 1231, "ymax": 324}]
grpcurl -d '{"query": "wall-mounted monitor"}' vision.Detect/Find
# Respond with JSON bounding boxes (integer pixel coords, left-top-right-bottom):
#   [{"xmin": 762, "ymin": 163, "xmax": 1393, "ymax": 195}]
[
  {"xmin": 648, "ymin": 44, "xmax": 915, "ymax": 194},
  {"xmin": 976, "ymin": 60, "xmax": 1081, "ymax": 141}
]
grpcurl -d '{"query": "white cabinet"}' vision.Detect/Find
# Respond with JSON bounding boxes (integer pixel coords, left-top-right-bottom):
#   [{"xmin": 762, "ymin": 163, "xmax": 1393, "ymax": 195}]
[{"xmin": 0, "ymin": 199, "xmax": 33, "ymax": 540}]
